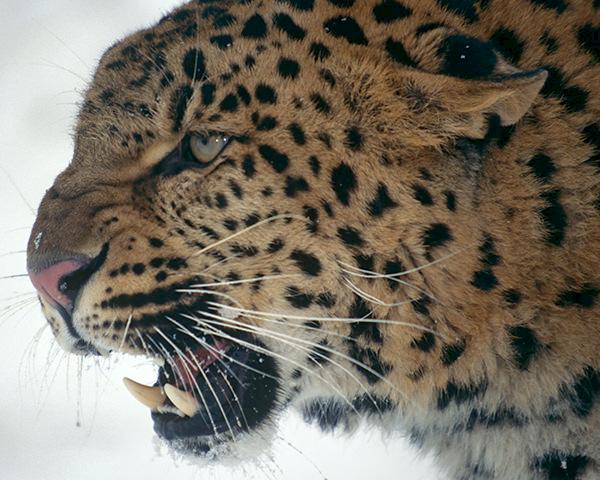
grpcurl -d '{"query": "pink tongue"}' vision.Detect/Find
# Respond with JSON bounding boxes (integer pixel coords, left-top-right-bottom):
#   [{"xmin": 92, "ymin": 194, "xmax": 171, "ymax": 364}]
[{"xmin": 171, "ymin": 340, "xmax": 229, "ymax": 389}]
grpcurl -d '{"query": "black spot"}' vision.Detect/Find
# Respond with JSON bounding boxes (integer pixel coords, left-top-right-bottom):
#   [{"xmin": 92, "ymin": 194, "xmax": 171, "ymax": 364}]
[
  {"xmin": 490, "ymin": 27, "xmax": 525, "ymax": 64},
  {"xmin": 354, "ymin": 254, "xmax": 374, "ymax": 273},
  {"xmin": 561, "ymin": 86, "xmax": 589, "ymax": 113},
  {"xmin": 310, "ymin": 93, "xmax": 331, "ymax": 114},
  {"xmin": 259, "ymin": 145, "xmax": 289, "ymax": 172},
  {"xmin": 273, "ymin": 12, "xmax": 306, "ymax": 40},
  {"xmin": 328, "ymin": 0, "xmax": 355, "ymax": 6},
  {"xmin": 331, "ymin": 163, "xmax": 357, "ymax": 205},
  {"xmin": 241, "ymin": 14, "xmax": 267, "ymax": 38},
  {"xmin": 223, "ymin": 219, "xmax": 238, "ymax": 231},
  {"xmin": 561, "ymin": 367, "xmax": 600, "ymax": 418},
  {"xmin": 286, "ymin": 286, "xmax": 314, "ymax": 309},
  {"xmin": 373, "ymin": 1, "xmax": 412, "ymax": 23},
  {"xmin": 444, "ymin": 191, "xmax": 457, "ymax": 211},
  {"xmin": 344, "ymin": 127, "xmax": 363, "ymax": 151},
  {"xmin": 280, "ymin": 0, "xmax": 315, "ymax": 11},
  {"xmin": 320, "ymin": 68, "xmax": 336, "ymax": 87},
  {"xmin": 534, "ymin": 452, "xmax": 591, "ymax": 479},
  {"xmin": 413, "ymin": 184, "xmax": 434, "ymax": 206},
  {"xmin": 308, "ymin": 340, "xmax": 332, "ymax": 366},
  {"xmin": 441, "ymin": 35, "xmax": 497, "ymax": 79},
  {"xmin": 380, "ymin": 260, "xmax": 405, "ymax": 293},
  {"xmin": 288, "ymin": 123, "xmax": 306, "ymax": 145},
  {"xmin": 257, "ymin": 115, "xmax": 278, "ymax": 130},
  {"xmin": 149, "ymin": 238, "xmax": 164, "ymax": 248},
  {"xmin": 472, "ymin": 269, "xmax": 498, "ymax": 291},
  {"xmin": 337, "ymin": 226, "xmax": 364, "ymax": 247},
  {"xmin": 437, "ymin": 379, "xmax": 487, "ymax": 410},
  {"xmin": 171, "ymin": 85, "xmax": 193, "ymax": 132},
  {"xmin": 267, "ymin": 238, "xmax": 285, "ymax": 253},
  {"xmin": 436, "ymin": 0, "xmax": 479, "ymax": 23},
  {"xmin": 309, "ymin": 42, "xmax": 331, "ymax": 61},
  {"xmin": 349, "ymin": 344, "xmax": 392, "ymax": 385},
  {"xmin": 285, "ymin": 176, "xmax": 310, "ymax": 197},
  {"xmin": 182, "ymin": 48, "xmax": 207, "ymax": 81},
  {"xmin": 503, "ymin": 289, "xmax": 522, "ymax": 305},
  {"xmin": 411, "ymin": 332, "xmax": 436, "ymax": 352},
  {"xmin": 230, "ymin": 244, "xmax": 259, "ymax": 257},
  {"xmin": 131, "ymin": 263, "xmax": 146, "ymax": 275},
  {"xmin": 323, "ymin": 16, "xmax": 369, "ymax": 45},
  {"xmin": 541, "ymin": 65, "xmax": 589, "ymax": 113},
  {"xmin": 441, "ymin": 341, "xmax": 466, "ymax": 366},
  {"xmin": 540, "ymin": 189, "xmax": 567, "ymax": 246},
  {"xmin": 219, "ymin": 93, "xmax": 239, "ymax": 113},
  {"xmin": 555, "ymin": 284, "xmax": 599, "ymax": 309},
  {"xmin": 210, "ymin": 34, "xmax": 233, "ymax": 50},
  {"xmin": 479, "ymin": 235, "xmax": 500, "ymax": 266},
  {"xmin": 529, "ymin": 0, "xmax": 568, "ymax": 14},
  {"xmin": 410, "ymin": 295, "xmax": 431, "ymax": 315},
  {"xmin": 244, "ymin": 212, "xmax": 260, "ymax": 227},
  {"xmin": 291, "ymin": 250, "xmax": 322, "ymax": 276},
  {"xmin": 385, "ymin": 38, "xmax": 417, "ymax": 67},
  {"xmin": 236, "ymin": 85, "xmax": 252, "ymax": 106},
  {"xmin": 528, "ymin": 153, "xmax": 556, "ymax": 182},
  {"xmin": 242, "ymin": 155, "xmax": 255, "ymax": 177},
  {"xmin": 278, "ymin": 57, "xmax": 300, "ymax": 79},
  {"xmin": 583, "ymin": 123, "xmax": 600, "ymax": 170},
  {"xmin": 302, "ymin": 399, "xmax": 349, "ymax": 431},
  {"xmin": 540, "ymin": 31, "xmax": 559, "ymax": 54},
  {"xmin": 309, "ymin": 156, "xmax": 321, "ymax": 176},
  {"xmin": 200, "ymin": 83, "xmax": 216, "ymax": 106},
  {"xmin": 578, "ymin": 24, "xmax": 600, "ymax": 62},
  {"xmin": 316, "ymin": 292, "xmax": 336, "ymax": 308},
  {"xmin": 423, "ymin": 223, "xmax": 452, "ymax": 251},
  {"xmin": 255, "ymin": 84, "xmax": 277, "ymax": 104},
  {"xmin": 508, "ymin": 325, "xmax": 541, "ymax": 370},
  {"xmin": 368, "ymin": 184, "xmax": 398, "ymax": 217}
]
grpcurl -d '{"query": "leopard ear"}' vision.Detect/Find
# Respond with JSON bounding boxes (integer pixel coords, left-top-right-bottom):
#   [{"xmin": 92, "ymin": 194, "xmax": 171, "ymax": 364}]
[{"xmin": 398, "ymin": 68, "xmax": 548, "ymax": 139}]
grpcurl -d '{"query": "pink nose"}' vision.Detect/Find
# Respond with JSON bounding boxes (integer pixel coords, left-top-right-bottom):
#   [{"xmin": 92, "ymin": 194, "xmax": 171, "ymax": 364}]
[{"xmin": 29, "ymin": 260, "xmax": 88, "ymax": 311}]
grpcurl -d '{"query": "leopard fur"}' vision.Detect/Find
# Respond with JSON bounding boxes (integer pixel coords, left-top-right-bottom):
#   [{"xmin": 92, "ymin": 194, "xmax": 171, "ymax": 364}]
[{"xmin": 26, "ymin": 0, "xmax": 600, "ymax": 478}]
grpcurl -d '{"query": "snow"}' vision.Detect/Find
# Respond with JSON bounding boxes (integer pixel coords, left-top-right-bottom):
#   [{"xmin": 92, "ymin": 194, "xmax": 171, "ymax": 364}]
[{"xmin": 0, "ymin": 1, "xmax": 440, "ymax": 479}]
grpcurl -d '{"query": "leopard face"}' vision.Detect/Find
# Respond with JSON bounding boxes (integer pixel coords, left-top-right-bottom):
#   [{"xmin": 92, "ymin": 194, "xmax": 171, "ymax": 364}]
[{"xmin": 26, "ymin": 0, "xmax": 600, "ymax": 476}]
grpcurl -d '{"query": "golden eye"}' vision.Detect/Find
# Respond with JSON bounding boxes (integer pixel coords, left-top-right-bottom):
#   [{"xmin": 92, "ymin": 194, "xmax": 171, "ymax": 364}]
[{"xmin": 188, "ymin": 133, "xmax": 230, "ymax": 166}]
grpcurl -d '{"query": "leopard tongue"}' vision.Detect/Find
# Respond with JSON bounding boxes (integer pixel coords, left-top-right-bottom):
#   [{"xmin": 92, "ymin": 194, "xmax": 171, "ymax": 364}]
[{"xmin": 123, "ymin": 377, "xmax": 199, "ymax": 417}]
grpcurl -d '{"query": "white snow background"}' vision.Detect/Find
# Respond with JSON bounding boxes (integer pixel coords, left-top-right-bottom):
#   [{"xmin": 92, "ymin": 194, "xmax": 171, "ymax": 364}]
[{"xmin": 0, "ymin": 1, "xmax": 441, "ymax": 479}]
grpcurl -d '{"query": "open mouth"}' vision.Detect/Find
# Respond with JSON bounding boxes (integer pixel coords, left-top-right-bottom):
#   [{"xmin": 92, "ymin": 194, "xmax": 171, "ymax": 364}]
[{"xmin": 123, "ymin": 335, "xmax": 280, "ymax": 451}]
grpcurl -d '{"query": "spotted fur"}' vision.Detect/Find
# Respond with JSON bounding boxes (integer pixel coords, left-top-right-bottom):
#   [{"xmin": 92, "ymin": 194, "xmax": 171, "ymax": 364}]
[{"xmin": 27, "ymin": 0, "xmax": 600, "ymax": 478}]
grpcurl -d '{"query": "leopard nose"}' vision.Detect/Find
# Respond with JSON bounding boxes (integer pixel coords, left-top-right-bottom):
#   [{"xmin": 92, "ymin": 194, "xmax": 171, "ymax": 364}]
[{"xmin": 28, "ymin": 259, "xmax": 91, "ymax": 313}]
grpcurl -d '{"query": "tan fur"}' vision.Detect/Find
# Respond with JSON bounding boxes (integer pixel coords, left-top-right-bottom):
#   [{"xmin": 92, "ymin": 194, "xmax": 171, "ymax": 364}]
[{"xmin": 27, "ymin": 1, "xmax": 600, "ymax": 478}]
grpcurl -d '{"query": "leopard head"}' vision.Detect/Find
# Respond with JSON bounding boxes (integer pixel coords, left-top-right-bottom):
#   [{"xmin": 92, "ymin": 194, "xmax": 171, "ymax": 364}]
[{"xmin": 26, "ymin": 0, "xmax": 546, "ymax": 458}]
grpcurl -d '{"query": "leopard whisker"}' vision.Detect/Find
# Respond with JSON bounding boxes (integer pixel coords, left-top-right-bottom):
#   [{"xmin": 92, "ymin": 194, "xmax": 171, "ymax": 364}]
[
  {"xmin": 166, "ymin": 317, "xmax": 250, "ymax": 430},
  {"xmin": 338, "ymin": 244, "xmax": 472, "ymax": 279},
  {"xmin": 157, "ymin": 323, "xmax": 235, "ymax": 439},
  {"xmin": 192, "ymin": 214, "xmax": 308, "ymax": 258},
  {"xmin": 183, "ymin": 273, "xmax": 301, "ymax": 289},
  {"xmin": 201, "ymin": 310, "xmax": 401, "ymax": 406},
  {"xmin": 343, "ymin": 277, "xmax": 414, "ymax": 308},
  {"xmin": 184, "ymin": 313, "xmax": 359, "ymax": 414},
  {"xmin": 207, "ymin": 302, "xmax": 446, "ymax": 339}
]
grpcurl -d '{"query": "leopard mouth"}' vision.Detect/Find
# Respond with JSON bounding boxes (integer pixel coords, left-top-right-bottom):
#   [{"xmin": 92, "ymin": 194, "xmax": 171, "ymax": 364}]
[{"xmin": 124, "ymin": 334, "xmax": 280, "ymax": 451}]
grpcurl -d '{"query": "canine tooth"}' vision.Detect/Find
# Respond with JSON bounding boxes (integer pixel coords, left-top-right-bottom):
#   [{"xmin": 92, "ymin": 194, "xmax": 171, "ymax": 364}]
[
  {"xmin": 152, "ymin": 356, "xmax": 165, "ymax": 367},
  {"xmin": 123, "ymin": 377, "xmax": 166, "ymax": 410},
  {"xmin": 164, "ymin": 384, "xmax": 200, "ymax": 417}
]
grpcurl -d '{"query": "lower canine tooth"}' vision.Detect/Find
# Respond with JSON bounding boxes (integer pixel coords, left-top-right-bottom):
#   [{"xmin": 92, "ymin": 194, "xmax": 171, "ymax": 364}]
[
  {"xmin": 123, "ymin": 377, "xmax": 166, "ymax": 410},
  {"xmin": 164, "ymin": 384, "xmax": 200, "ymax": 417}
]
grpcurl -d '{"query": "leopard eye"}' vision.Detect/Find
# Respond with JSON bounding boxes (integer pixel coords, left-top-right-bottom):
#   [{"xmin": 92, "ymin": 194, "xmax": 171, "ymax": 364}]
[{"xmin": 188, "ymin": 133, "xmax": 230, "ymax": 166}]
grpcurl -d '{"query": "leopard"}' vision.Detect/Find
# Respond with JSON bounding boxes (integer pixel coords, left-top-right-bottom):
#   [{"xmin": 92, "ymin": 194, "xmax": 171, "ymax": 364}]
[{"xmin": 25, "ymin": 0, "xmax": 600, "ymax": 478}]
